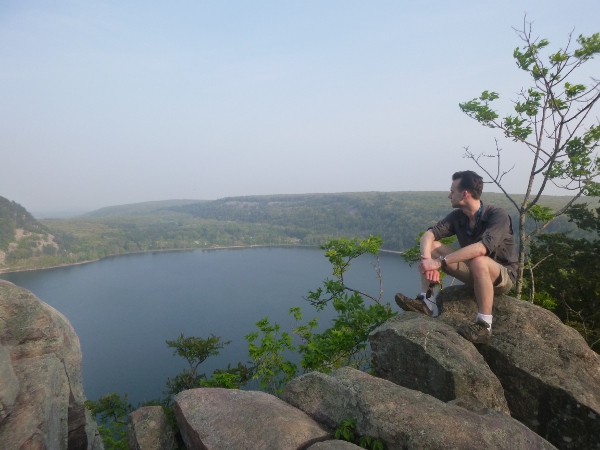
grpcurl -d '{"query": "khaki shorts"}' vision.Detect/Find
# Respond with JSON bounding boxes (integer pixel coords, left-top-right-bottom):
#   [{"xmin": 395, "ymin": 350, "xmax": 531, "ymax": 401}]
[{"xmin": 445, "ymin": 260, "xmax": 514, "ymax": 295}]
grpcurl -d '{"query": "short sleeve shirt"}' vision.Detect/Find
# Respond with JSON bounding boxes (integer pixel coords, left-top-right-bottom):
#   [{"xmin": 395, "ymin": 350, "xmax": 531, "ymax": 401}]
[{"xmin": 428, "ymin": 202, "xmax": 518, "ymax": 282}]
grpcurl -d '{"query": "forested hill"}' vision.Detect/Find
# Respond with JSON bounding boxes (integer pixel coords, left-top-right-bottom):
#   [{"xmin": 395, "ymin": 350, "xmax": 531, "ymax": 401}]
[
  {"xmin": 80, "ymin": 199, "xmax": 206, "ymax": 218},
  {"xmin": 167, "ymin": 191, "xmax": 583, "ymax": 250},
  {"xmin": 0, "ymin": 191, "xmax": 591, "ymax": 273},
  {"xmin": 0, "ymin": 197, "xmax": 58, "ymax": 269}
]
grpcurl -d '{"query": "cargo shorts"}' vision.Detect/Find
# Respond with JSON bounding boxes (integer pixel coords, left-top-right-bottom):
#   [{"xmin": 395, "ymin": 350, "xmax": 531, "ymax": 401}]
[{"xmin": 445, "ymin": 260, "xmax": 514, "ymax": 295}]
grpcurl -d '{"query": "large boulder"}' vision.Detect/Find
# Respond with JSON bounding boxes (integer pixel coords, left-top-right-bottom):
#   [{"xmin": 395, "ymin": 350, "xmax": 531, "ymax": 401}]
[
  {"xmin": 0, "ymin": 280, "xmax": 103, "ymax": 450},
  {"xmin": 174, "ymin": 388, "xmax": 331, "ymax": 450},
  {"xmin": 307, "ymin": 441, "xmax": 363, "ymax": 449},
  {"xmin": 285, "ymin": 367, "xmax": 556, "ymax": 450},
  {"xmin": 0, "ymin": 344, "xmax": 19, "ymax": 424},
  {"xmin": 369, "ymin": 312, "xmax": 509, "ymax": 414},
  {"xmin": 436, "ymin": 285, "xmax": 600, "ymax": 450},
  {"xmin": 128, "ymin": 406, "xmax": 176, "ymax": 450}
]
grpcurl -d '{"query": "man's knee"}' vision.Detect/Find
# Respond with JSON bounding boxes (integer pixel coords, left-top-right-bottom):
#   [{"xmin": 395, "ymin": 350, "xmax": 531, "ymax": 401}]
[
  {"xmin": 468, "ymin": 256, "xmax": 489, "ymax": 274},
  {"xmin": 469, "ymin": 256, "xmax": 501, "ymax": 283}
]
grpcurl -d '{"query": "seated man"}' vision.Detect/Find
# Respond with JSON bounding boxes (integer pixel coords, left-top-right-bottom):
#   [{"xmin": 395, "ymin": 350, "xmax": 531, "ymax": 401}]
[{"xmin": 397, "ymin": 170, "xmax": 518, "ymax": 344}]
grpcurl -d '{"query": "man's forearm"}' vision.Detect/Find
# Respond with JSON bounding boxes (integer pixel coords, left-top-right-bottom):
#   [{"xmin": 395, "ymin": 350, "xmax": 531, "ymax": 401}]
[
  {"xmin": 420, "ymin": 230, "xmax": 436, "ymax": 259},
  {"xmin": 443, "ymin": 242, "xmax": 487, "ymax": 265}
]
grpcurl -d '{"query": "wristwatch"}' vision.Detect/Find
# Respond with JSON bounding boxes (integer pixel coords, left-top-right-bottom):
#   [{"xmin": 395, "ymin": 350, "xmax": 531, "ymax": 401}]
[{"xmin": 439, "ymin": 255, "xmax": 447, "ymax": 267}]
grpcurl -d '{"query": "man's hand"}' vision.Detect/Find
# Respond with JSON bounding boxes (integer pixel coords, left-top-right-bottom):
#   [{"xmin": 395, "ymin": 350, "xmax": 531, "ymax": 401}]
[
  {"xmin": 418, "ymin": 256, "xmax": 442, "ymax": 272},
  {"xmin": 418, "ymin": 256, "xmax": 442, "ymax": 283}
]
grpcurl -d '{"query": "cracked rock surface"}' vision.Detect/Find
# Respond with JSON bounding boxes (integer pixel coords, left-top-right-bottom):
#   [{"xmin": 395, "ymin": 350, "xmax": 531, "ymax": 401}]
[
  {"xmin": 174, "ymin": 388, "xmax": 331, "ymax": 450},
  {"xmin": 437, "ymin": 285, "xmax": 600, "ymax": 450},
  {"xmin": 370, "ymin": 312, "xmax": 509, "ymax": 414},
  {"xmin": 0, "ymin": 281, "xmax": 103, "ymax": 450},
  {"xmin": 284, "ymin": 367, "xmax": 556, "ymax": 450}
]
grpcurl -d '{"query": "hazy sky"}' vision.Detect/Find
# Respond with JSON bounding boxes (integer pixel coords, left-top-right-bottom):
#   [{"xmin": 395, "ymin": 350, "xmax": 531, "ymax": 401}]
[{"xmin": 1, "ymin": 1, "xmax": 599, "ymax": 213}]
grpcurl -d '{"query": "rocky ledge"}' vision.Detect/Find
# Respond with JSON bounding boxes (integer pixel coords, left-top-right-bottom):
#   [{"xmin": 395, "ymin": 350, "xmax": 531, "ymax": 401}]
[
  {"xmin": 128, "ymin": 285, "xmax": 599, "ymax": 450},
  {"xmin": 0, "ymin": 281, "xmax": 103, "ymax": 449},
  {"xmin": 2, "ymin": 281, "xmax": 599, "ymax": 450}
]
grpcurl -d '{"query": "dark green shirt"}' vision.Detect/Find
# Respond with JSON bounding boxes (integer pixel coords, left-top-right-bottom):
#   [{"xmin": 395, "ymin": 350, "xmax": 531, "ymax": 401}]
[{"xmin": 428, "ymin": 201, "xmax": 518, "ymax": 281}]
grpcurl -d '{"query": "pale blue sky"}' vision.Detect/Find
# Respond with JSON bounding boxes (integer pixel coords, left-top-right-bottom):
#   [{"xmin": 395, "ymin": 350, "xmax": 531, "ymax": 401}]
[{"xmin": 1, "ymin": 1, "xmax": 599, "ymax": 212}]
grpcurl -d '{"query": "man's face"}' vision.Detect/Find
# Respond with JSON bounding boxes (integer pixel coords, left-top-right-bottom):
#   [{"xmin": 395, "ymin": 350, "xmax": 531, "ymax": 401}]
[{"xmin": 448, "ymin": 179, "xmax": 465, "ymax": 208}]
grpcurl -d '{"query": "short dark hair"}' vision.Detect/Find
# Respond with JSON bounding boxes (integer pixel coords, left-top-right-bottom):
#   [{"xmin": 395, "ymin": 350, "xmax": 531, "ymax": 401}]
[{"xmin": 452, "ymin": 171, "xmax": 483, "ymax": 200}]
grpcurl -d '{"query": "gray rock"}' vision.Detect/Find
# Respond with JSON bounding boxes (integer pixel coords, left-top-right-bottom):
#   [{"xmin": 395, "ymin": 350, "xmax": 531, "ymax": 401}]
[
  {"xmin": 285, "ymin": 367, "xmax": 556, "ymax": 450},
  {"xmin": 0, "ymin": 344, "xmax": 19, "ymax": 424},
  {"xmin": 174, "ymin": 388, "xmax": 331, "ymax": 450},
  {"xmin": 128, "ymin": 406, "xmax": 176, "ymax": 450},
  {"xmin": 369, "ymin": 312, "xmax": 509, "ymax": 414},
  {"xmin": 0, "ymin": 281, "xmax": 103, "ymax": 450},
  {"xmin": 437, "ymin": 285, "xmax": 600, "ymax": 450},
  {"xmin": 307, "ymin": 441, "xmax": 363, "ymax": 449}
]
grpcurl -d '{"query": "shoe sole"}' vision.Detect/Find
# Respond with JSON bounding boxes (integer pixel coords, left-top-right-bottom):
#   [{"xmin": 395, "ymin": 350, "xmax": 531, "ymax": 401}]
[
  {"xmin": 457, "ymin": 329, "xmax": 490, "ymax": 345},
  {"xmin": 395, "ymin": 293, "xmax": 433, "ymax": 317}
]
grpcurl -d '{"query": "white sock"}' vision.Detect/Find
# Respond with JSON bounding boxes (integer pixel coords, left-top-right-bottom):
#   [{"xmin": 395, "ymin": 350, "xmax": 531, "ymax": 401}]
[
  {"xmin": 419, "ymin": 293, "xmax": 432, "ymax": 308},
  {"xmin": 476, "ymin": 313, "xmax": 493, "ymax": 333},
  {"xmin": 421, "ymin": 294, "xmax": 439, "ymax": 317}
]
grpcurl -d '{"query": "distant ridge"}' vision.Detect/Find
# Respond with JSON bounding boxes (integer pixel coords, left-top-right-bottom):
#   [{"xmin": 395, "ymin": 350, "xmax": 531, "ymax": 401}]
[
  {"xmin": 79, "ymin": 199, "xmax": 207, "ymax": 218},
  {"xmin": 1, "ymin": 191, "xmax": 595, "ymax": 273},
  {"xmin": 0, "ymin": 196, "xmax": 58, "ymax": 271}
]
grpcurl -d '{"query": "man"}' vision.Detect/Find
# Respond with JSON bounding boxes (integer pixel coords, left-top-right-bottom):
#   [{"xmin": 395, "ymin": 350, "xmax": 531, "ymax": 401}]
[{"xmin": 396, "ymin": 170, "xmax": 518, "ymax": 344}]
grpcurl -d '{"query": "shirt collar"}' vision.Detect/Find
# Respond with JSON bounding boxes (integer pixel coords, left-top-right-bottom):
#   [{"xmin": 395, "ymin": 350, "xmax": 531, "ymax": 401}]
[{"xmin": 458, "ymin": 201, "xmax": 488, "ymax": 224}]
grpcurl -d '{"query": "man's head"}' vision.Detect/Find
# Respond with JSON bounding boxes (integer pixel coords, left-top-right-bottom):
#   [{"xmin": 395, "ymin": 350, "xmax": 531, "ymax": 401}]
[{"xmin": 449, "ymin": 171, "xmax": 483, "ymax": 207}]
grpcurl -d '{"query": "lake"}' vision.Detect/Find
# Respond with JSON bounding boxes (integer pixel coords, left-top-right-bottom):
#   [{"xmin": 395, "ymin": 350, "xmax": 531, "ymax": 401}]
[{"xmin": 1, "ymin": 247, "xmax": 420, "ymax": 405}]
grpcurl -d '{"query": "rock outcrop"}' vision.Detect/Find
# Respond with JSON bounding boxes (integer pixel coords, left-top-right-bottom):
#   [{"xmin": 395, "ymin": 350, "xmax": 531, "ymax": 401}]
[
  {"xmin": 174, "ymin": 388, "xmax": 331, "ymax": 450},
  {"xmin": 3, "ymin": 277, "xmax": 598, "ymax": 450},
  {"xmin": 434, "ymin": 285, "xmax": 600, "ymax": 450},
  {"xmin": 285, "ymin": 367, "xmax": 556, "ymax": 450},
  {"xmin": 307, "ymin": 441, "xmax": 363, "ymax": 449},
  {"xmin": 128, "ymin": 406, "xmax": 176, "ymax": 450},
  {"xmin": 0, "ymin": 280, "xmax": 103, "ymax": 450},
  {"xmin": 370, "ymin": 311, "xmax": 510, "ymax": 414}
]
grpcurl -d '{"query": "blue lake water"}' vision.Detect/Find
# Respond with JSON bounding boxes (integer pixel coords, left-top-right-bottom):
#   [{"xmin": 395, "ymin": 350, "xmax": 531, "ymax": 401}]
[{"xmin": 1, "ymin": 247, "xmax": 419, "ymax": 405}]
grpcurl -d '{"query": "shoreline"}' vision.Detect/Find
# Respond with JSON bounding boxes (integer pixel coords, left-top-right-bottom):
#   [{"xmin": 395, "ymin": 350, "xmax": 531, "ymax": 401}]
[
  {"xmin": 0, "ymin": 244, "xmax": 405, "ymax": 275},
  {"xmin": 0, "ymin": 244, "xmax": 317, "ymax": 275}
]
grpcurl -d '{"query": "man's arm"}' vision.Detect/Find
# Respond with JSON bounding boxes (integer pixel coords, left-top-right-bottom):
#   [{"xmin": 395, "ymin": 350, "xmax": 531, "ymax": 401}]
[
  {"xmin": 419, "ymin": 230, "xmax": 436, "ymax": 259},
  {"xmin": 419, "ymin": 230, "xmax": 441, "ymax": 283},
  {"xmin": 420, "ymin": 242, "xmax": 488, "ymax": 272}
]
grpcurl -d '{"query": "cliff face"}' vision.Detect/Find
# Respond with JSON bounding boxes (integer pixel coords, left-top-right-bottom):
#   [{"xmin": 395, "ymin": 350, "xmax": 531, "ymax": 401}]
[
  {"xmin": 2, "ymin": 279, "xmax": 598, "ymax": 450},
  {"xmin": 134, "ymin": 286, "xmax": 599, "ymax": 450},
  {"xmin": 0, "ymin": 280, "xmax": 103, "ymax": 449},
  {"xmin": 0, "ymin": 196, "xmax": 59, "ymax": 272}
]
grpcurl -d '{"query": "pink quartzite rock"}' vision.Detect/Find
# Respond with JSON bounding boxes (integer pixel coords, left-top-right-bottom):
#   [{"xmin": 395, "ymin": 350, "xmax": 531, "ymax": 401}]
[
  {"xmin": 128, "ymin": 406, "xmax": 176, "ymax": 450},
  {"xmin": 0, "ymin": 281, "xmax": 103, "ymax": 450},
  {"xmin": 436, "ymin": 285, "xmax": 600, "ymax": 450},
  {"xmin": 307, "ymin": 441, "xmax": 363, "ymax": 449},
  {"xmin": 0, "ymin": 344, "xmax": 19, "ymax": 424},
  {"xmin": 284, "ymin": 367, "xmax": 556, "ymax": 450},
  {"xmin": 174, "ymin": 388, "xmax": 331, "ymax": 450},
  {"xmin": 369, "ymin": 311, "xmax": 509, "ymax": 414}
]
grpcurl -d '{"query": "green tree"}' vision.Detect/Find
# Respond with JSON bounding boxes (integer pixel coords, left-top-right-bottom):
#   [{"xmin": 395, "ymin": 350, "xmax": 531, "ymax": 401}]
[
  {"xmin": 293, "ymin": 236, "xmax": 396, "ymax": 373},
  {"xmin": 245, "ymin": 318, "xmax": 298, "ymax": 395},
  {"xmin": 459, "ymin": 18, "xmax": 600, "ymax": 297},
  {"xmin": 526, "ymin": 204, "xmax": 600, "ymax": 351},
  {"xmin": 86, "ymin": 333, "xmax": 239, "ymax": 449},
  {"xmin": 243, "ymin": 235, "xmax": 396, "ymax": 392},
  {"xmin": 84, "ymin": 393, "xmax": 133, "ymax": 450},
  {"xmin": 164, "ymin": 333, "xmax": 231, "ymax": 399}
]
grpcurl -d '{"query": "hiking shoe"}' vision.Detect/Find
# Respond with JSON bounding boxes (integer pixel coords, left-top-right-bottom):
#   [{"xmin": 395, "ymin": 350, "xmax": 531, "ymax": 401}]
[
  {"xmin": 457, "ymin": 319, "xmax": 491, "ymax": 344},
  {"xmin": 394, "ymin": 293, "xmax": 433, "ymax": 317}
]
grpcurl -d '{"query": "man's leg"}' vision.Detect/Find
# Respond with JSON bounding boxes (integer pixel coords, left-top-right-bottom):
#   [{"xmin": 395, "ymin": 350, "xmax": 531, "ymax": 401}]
[
  {"xmin": 453, "ymin": 256, "xmax": 503, "ymax": 344},
  {"xmin": 431, "ymin": 243, "xmax": 505, "ymax": 344},
  {"xmin": 395, "ymin": 244, "xmax": 456, "ymax": 316},
  {"xmin": 405, "ymin": 242, "xmax": 466, "ymax": 316},
  {"xmin": 468, "ymin": 256, "xmax": 502, "ymax": 315}
]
